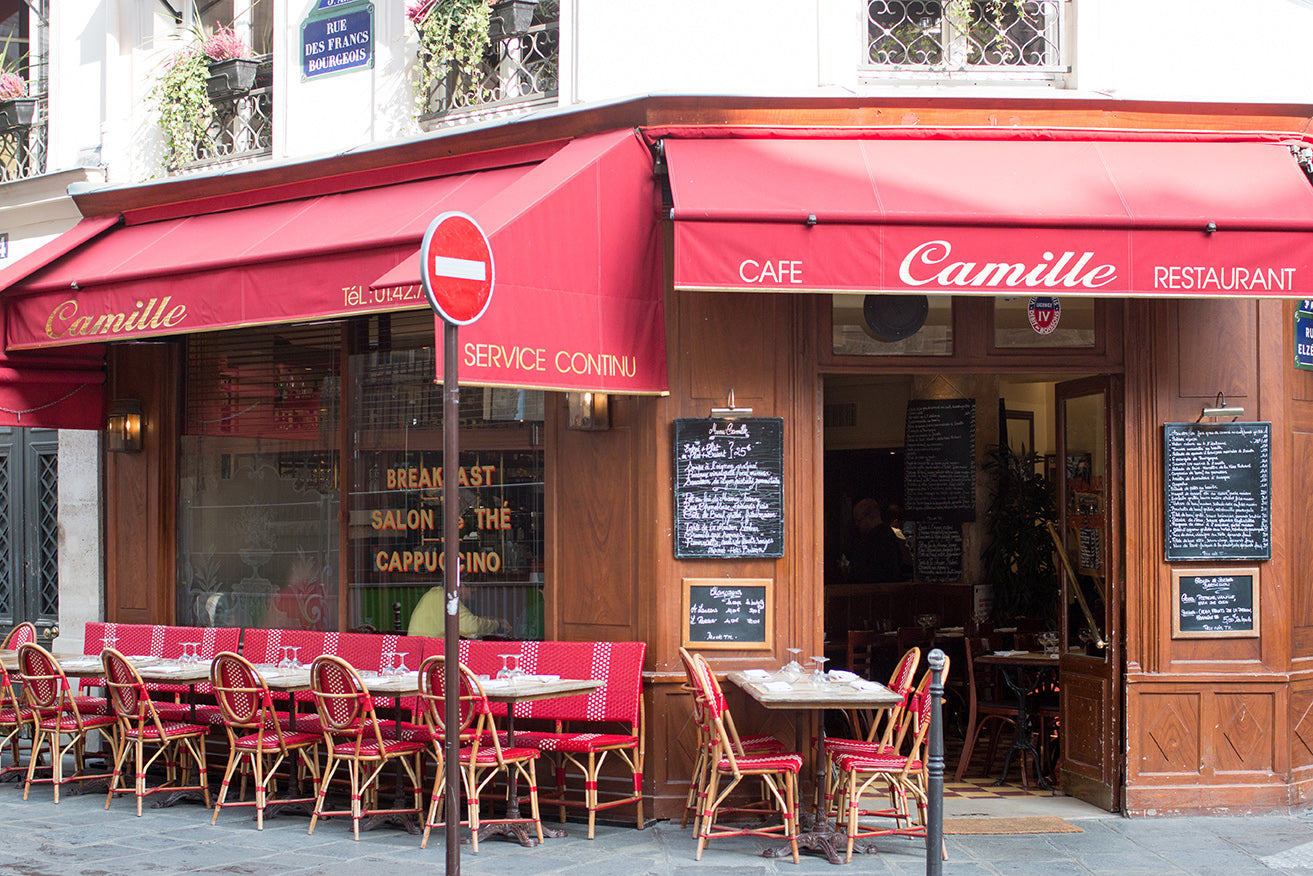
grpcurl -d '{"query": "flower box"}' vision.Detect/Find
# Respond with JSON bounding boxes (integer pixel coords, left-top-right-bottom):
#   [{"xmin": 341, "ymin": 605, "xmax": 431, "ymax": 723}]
[
  {"xmin": 205, "ymin": 58, "xmax": 259, "ymax": 99},
  {"xmin": 490, "ymin": 0, "xmax": 538, "ymax": 38},
  {"xmin": 0, "ymin": 97, "xmax": 36, "ymax": 132}
]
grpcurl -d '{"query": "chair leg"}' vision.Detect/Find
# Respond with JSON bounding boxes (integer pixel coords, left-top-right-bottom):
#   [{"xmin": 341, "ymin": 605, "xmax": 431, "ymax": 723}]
[
  {"xmin": 212, "ymin": 748, "xmax": 243, "ymax": 824},
  {"xmin": 309, "ymin": 751, "xmax": 340, "ymax": 836}
]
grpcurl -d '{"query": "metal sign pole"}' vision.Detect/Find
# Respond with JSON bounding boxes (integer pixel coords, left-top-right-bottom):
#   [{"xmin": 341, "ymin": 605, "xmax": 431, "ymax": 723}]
[
  {"xmin": 926, "ymin": 648, "xmax": 945, "ymax": 876},
  {"xmin": 443, "ymin": 320, "xmax": 461, "ymax": 876}
]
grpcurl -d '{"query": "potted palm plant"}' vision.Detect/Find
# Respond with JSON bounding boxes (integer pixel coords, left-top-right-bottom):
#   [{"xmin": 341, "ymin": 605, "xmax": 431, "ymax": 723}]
[{"xmin": 981, "ymin": 442, "xmax": 1059, "ymax": 624}]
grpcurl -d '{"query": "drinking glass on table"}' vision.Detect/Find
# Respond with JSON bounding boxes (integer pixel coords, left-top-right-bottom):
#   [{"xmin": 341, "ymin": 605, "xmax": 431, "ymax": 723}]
[
  {"xmin": 810, "ymin": 656, "xmax": 830, "ymax": 684},
  {"xmin": 180, "ymin": 642, "xmax": 200, "ymax": 664},
  {"xmin": 497, "ymin": 654, "xmax": 522, "ymax": 679},
  {"xmin": 777, "ymin": 648, "xmax": 804, "ymax": 682}
]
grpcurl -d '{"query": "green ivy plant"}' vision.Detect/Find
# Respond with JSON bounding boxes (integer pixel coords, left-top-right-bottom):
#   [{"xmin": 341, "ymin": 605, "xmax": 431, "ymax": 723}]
[
  {"xmin": 408, "ymin": 0, "xmax": 492, "ymax": 106},
  {"xmin": 151, "ymin": 48, "xmax": 211, "ymax": 172}
]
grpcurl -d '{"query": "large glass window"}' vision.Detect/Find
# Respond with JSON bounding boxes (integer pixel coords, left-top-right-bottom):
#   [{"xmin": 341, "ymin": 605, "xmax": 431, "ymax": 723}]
[
  {"xmin": 346, "ymin": 314, "xmax": 544, "ymax": 638},
  {"xmin": 177, "ymin": 314, "xmax": 547, "ymax": 638},
  {"xmin": 832, "ymin": 293, "xmax": 953, "ymax": 356},
  {"xmin": 178, "ymin": 323, "xmax": 342, "ymax": 630}
]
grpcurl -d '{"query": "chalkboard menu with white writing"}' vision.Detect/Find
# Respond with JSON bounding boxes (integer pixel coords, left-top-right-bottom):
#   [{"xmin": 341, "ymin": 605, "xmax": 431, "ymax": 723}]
[
  {"xmin": 1172, "ymin": 568, "xmax": 1259, "ymax": 638},
  {"xmin": 903, "ymin": 399, "xmax": 976, "ymax": 522},
  {"xmin": 907, "ymin": 520, "xmax": 962, "ymax": 583},
  {"xmin": 674, "ymin": 418, "xmax": 784, "ymax": 559},
  {"xmin": 1163, "ymin": 423, "xmax": 1270, "ymax": 561},
  {"xmin": 681, "ymin": 578, "xmax": 773, "ymax": 650}
]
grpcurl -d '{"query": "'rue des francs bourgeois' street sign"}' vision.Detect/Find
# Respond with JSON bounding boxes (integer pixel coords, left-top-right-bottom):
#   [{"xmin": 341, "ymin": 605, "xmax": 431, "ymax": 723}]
[{"xmin": 301, "ymin": 0, "xmax": 373, "ymax": 79}]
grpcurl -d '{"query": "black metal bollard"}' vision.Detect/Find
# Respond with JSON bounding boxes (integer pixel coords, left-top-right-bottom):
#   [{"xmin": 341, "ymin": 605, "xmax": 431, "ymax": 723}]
[{"xmin": 926, "ymin": 648, "xmax": 945, "ymax": 876}]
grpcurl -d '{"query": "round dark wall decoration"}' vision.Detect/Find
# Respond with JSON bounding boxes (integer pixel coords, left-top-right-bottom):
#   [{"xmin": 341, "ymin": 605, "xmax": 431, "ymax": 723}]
[{"xmin": 862, "ymin": 294, "xmax": 929, "ymax": 342}]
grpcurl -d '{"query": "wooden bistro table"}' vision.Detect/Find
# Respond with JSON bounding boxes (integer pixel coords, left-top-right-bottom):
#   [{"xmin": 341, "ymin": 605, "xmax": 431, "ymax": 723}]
[
  {"xmin": 727, "ymin": 670, "xmax": 903, "ymax": 865},
  {"xmin": 972, "ymin": 650, "xmax": 1060, "ymax": 791},
  {"xmin": 477, "ymin": 675, "xmax": 603, "ymax": 847}
]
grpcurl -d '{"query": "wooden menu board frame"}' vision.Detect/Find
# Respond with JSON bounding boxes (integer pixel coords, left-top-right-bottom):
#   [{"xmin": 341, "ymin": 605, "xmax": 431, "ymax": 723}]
[
  {"xmin": 1171, "ymin": 567, "xmax": 1260, "ymax": 639},
  {"xmin": 681, "ymin": 578, "xmax": 773, "ymax": 650}
]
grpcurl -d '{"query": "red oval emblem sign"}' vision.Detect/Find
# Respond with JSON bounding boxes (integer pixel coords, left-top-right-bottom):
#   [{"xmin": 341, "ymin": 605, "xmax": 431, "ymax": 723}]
[
  {"xmin": 1027, "ymin": 296, "xmax": 1061, "ymax": 335},
  {"xmin": 420, "ymin": 211, "xmax": 495, "ymax": 325}
]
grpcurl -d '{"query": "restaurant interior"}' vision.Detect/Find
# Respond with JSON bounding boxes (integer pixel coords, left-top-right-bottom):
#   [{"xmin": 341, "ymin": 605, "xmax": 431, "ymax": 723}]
[{"xmin": 821, "ymin": 369, "xmax": 1111, "ymax": 798}]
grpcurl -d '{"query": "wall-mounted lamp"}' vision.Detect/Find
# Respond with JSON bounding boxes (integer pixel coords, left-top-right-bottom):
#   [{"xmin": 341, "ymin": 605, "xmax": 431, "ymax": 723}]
[
  {"xmin": 710, "ymin": 388, "xmax": 753, "ymax": 419},
  {"xmin": 106, "ymin": 399, "xmax": 143, "ymax": 452},
  {"xmin": 566, "ymin": 391, "xmax": 609, "ymax": 431},
  {"xmin": 1198, "ymin": 391, "xmax": 1244, "ymax": 422}
]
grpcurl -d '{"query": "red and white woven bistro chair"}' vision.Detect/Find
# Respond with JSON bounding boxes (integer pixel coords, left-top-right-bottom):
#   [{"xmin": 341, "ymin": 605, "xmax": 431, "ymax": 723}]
[
  {"xmin": 18, "ymin": 643, "xmax": 117, "ymax": 803},
  {"xmin": 102, "ymin": 648, "xmax": 211, "ymax": 816},
  {"xmin": 822, "ymin": 646, "xmax": 920, "ymax": 816},
  {"xmin": 2, "ymin": 622, "xmax": 36, "ymax": 650},
  {"xmin": 688, "ymin": 652, "xmax": 802, "ymax": 864},
  {"xmin": 210, "ymin": 651, "xmax": 321, "ymax": 830},
  {"xmin": 307, "ymin": 655, "xmax": 425, "ymax": 840},
  {"xmin": 418, "ymin": 655, "xmax": 543, "ymax": 852},
  {"xmin": 677, "ymin": 647, "xmax": 784, "ymax": 836},
  {"xmin": 0, "ymin": 659, "xmax": 33, "ymax": 783},
  {"xmin": 835, "ymin": 659, "xmax": 951, "ymax": 863}
]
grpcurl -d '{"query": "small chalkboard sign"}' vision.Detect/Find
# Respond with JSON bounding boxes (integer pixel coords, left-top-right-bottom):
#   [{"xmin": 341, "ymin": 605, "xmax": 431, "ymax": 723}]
[
  {"xmin": 674, "ymin": 418, "xmax": 784, "ymax": 559},
  {"xmin": 903, "ymin": 399, "xmax": 976, "ymax": 522},
  {"xmin": 1163, "ymin": 422, "xmax": 1270, "ymax": 561},
  {"xmin": 1172, "ymin": 567, "xmax": 1259, "ymax": 638},
  {"xmin": 906, "ymin": 520, "xmax": 962, "ymax": 583},
  {"xmin": 681, "ymin": 578, "xmax": 773, "ymax": 650}
]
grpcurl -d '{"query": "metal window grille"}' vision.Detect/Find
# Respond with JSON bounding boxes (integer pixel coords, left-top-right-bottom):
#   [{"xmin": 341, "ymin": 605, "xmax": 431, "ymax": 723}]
[
  {"xmin": 863, "ymin": 0, "xmax": 1068, "ymax": 81},
  {"xmin": 419, "ymin": 3, "xmax": 560, "ymax": 128}
]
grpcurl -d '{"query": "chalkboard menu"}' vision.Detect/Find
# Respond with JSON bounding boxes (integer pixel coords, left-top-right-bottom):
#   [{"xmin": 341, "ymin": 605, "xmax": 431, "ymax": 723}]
[
  {"xmin": 681, "ymin": 578, "xmax": 773, "ymax": 650},
  {"xmin": 674, "ymin": 418, "xmax": 784, "ymax": 559},
  {"xmin": 1172, "ymin": 568, "xmax": 1259, "ymax": 638},
  {"xmin": 1163, "ymin": 422, "xmax": 1271, "ymax": 561},
  {"xmin": 907, "ymin": 520, "xmax": 962, "ymax": 583},
  {"xmin": 903, "ymin": 399, "xmax": 976, "ymax": 522}
]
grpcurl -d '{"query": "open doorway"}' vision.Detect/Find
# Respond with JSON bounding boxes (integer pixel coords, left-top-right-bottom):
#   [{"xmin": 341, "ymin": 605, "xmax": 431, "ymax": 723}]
[{"xmin": 821, "ymin": 372, "xmax": 1122, "ymax": 812}]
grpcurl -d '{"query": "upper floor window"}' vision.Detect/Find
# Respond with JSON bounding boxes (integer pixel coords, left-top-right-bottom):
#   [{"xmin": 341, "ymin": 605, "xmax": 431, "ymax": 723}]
[
  {"xmin": 0, "ymin": 0, "xmax": 47, "ymax": 182},
  {"xmin": 194, "ymin": 1, "xmax": 273, "ymax": 57},
  {"xmin": 862, "ymin": 0, "xmax": 1068, "ymax": 83},
  {"xmin": 411, "ymin": 0, "xmax": 560, "ymax": 128}
]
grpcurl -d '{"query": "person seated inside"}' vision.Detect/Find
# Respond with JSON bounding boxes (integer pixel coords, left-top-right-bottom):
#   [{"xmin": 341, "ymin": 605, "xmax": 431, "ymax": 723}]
[
  {"xmin": 407, "ymin": 586, "xmax": 510, "ymax": 638},
  {"xmin": 849, "ymin": 499, "xmax": 913, "ymax": 583}
]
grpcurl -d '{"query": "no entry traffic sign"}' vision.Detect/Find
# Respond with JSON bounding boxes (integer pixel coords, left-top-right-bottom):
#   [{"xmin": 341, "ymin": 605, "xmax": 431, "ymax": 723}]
[{"xmin": 419, "ymin": 211, "xmax": 495, "ymax": 325}]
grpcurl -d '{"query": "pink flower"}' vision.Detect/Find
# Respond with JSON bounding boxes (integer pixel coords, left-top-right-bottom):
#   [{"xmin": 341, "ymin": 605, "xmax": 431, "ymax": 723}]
[
  {"xmin": 406, "ymin": 0, "xmax": 438, "ymax": 24},
  {"xmin": 201, "ymin": 25, "xmax": 252, "ymax": 62},
  {"xmin": 0, "ymin": 72, "xmax": 25, "ymax": 100}
]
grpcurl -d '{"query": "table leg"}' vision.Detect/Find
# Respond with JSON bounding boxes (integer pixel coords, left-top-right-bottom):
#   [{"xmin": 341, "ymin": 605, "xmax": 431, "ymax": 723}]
[
  {"xmin": 762, "ymin": 708, "xmax": 880, "ymax": 865},
  {"xmin": 361, "ymin": 695, "xmax": 421, "ymax": 835},
  {"xmin": 991, "ymin": 668, "xmax": 1052, "ymax": 792},
  {"xmin": 477, "ymin": 707, "xmax": 566, "ymax": 847}
]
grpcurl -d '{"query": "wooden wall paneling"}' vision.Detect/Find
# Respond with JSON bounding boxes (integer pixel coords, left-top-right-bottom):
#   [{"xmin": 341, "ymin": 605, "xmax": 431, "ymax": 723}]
[
  {"xmin": 1257, "ymin": 298, "xmax": 1291, "ymax": 675},
  {"xmin": 1213, "ymin": 690, "xmax": 1276, "ymax": 774},
  {"xmin": 1121, "ymin": 298, "xmax": 1162, "ymax": 677},
  {"xmin": 1291, "ymin": 681, "xmax": 1313, "ymax": 774},
  {"xmin": 105, "ymin": 343, "xmax": 178, "ymax": 624},
  {"xmin": 1135, "ymin": 690, "xmax": 1201, "ymax": 776},
  {"xmin": 1175, "ymin": 299, "xmax": 1257, "ymax": 402}
]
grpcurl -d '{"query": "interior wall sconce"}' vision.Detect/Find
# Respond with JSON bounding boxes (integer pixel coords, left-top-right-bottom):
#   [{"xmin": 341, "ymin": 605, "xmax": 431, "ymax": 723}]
[
  {"xmin": 106, "ymin": 399, "xmax": 143, "ymax": 452},
  {"xmin": 566, "ymin": 391, "xmax": 609, "ymax": 431},
  {"xmin": 1198, "ymin": 391, "xmax": 1244, "ymax": 422}
]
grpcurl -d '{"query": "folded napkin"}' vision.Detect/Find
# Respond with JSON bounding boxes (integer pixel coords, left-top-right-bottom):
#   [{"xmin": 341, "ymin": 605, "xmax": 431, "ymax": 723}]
[
  {"xmin": 479, "ymin": 678, "xmax": 511, "ymax": 689},
  {"xmin": 741, "ymin": 669, "xmax": 771, "ymax": 680},
  {"xmin": 850, "ymin": 680, "xmax": 883, "ymax": 691},
  {"xmin": 828, "ymin": 670, "xmax": 859, "ymax": 682},
  {"xmin": 992, "ymin": 650, "xmax": 1027, "ymax": 657},
  {"xmin": 518, "ymin": 674, "xmax": 560, "ymax": 683},
  {"xmin": 762, "ymin": 681, "xmax": 793, "ymax": 692}
]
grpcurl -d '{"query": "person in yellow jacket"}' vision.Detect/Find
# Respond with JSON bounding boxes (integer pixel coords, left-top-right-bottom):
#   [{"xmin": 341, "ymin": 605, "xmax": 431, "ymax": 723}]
[{"xmin": 407, "ymin": 585, "xmax": 510, "ymax": 638}]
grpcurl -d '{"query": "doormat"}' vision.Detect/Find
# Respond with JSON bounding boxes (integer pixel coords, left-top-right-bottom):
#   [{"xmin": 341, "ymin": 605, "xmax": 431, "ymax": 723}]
[{"xmin": 943, "ymin": 816, "xmax": 1083, "ymax": 835}]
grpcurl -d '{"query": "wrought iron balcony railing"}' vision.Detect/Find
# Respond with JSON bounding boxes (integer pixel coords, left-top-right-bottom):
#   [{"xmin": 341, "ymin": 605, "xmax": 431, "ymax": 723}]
[
  {"xmin": 418, "ymin": 16, "xmax": 559, "ymax": 128},
  {"xmin": 0, "ymin": 94, "xmax": 48, "ymax": 183},
  {"xmin": 174, "ymin": 59, "xmax": 273, "ymax": 176},
  {"xmin": 863, "ymin": 0, "xmax": 1069, "ymax": 81}
]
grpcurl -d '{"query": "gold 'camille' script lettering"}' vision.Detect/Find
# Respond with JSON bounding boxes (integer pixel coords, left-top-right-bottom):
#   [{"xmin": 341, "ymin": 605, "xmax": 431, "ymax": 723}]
[{"xmin": 45, "ymin": 296, "xmax": 188, "ymax": 341}]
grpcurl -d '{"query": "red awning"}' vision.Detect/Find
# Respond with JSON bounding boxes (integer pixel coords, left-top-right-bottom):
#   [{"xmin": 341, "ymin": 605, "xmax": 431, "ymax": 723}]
[
  {"xmin": 665, "ymin": 136, "xmax": 1313, "ymax": 297},
  {"xmin": 371, "ymin": 129, "xmax": 667, "ymax": 394},
  {"xmin": 3, "ymin": 129, "xmax": 667, "ymax": 394},
  {"xmin": 0, "ymin": 216, "xmax": 116, "ymax": 428}
]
